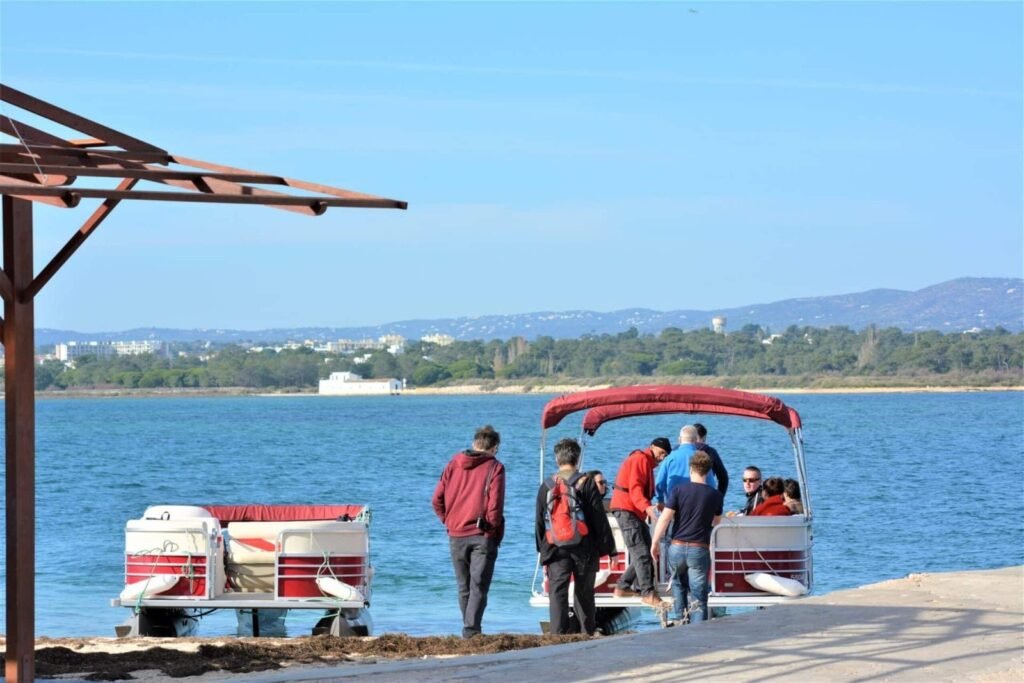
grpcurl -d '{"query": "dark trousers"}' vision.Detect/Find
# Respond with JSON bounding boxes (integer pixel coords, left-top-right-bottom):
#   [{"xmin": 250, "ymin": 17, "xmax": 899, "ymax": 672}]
[
  {"xmin": 546, "ymin": 547, "xmax": 598, "ymax": 635},
  {"xmin": 448, "ymin": 534, "xmax": 498, "ymax": 638},
  {"xmin": 612, "ymin": 510, "xmax": 656, "ymax": 596}
]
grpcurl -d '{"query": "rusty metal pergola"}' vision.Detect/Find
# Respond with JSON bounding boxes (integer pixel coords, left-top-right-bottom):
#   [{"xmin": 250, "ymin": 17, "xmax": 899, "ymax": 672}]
[{"xmin": 0, "ymin": 83, "xmax": 406, "ymax": 682}]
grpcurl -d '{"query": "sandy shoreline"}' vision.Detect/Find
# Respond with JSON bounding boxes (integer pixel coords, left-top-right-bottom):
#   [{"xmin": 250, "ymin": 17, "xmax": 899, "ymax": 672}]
[{"xmin": 18, "ymin": 566, "xmax": 1024, "ymax": 682}]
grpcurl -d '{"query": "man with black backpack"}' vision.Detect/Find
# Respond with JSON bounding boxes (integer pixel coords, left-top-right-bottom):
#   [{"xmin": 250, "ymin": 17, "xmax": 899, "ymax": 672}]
[
  {"xmin": 535, "ymin": 438, "xmax": 616, "ymax": 635},
  {"xmin": 432, "ymin": 425, "xmax": 506, "ymax": 638}
]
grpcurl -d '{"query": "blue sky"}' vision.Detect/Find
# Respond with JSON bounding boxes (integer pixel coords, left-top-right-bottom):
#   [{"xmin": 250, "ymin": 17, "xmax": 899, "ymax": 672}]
[{"xmin": 1, "ymin": 1, "xmax": 1021, "ymax": 331}]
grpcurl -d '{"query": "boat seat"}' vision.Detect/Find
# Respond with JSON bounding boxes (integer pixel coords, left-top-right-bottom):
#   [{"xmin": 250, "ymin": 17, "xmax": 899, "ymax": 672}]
[
  {"xmin": 225, "ymin": 520, "xmax": 368, "ymax": 593},
  {"xmin": 710, "ymin": 516, "xmax": 812, "ymax": 595}
]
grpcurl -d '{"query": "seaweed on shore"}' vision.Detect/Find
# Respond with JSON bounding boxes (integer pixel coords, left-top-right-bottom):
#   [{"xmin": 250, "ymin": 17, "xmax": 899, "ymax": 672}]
[{"xmin": 34, "ymin": 633, "xmax": 591, "ymax": 680}]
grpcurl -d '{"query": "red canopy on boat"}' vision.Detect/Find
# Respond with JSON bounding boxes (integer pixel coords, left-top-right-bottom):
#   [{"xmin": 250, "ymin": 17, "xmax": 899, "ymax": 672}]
[
  {"xmin": 540, "ymin": 385, "xmax": 801, "ymax": 432},
  {"xmin": 202, "ymin": 504, "xmax": 366, "ymax": 524}
]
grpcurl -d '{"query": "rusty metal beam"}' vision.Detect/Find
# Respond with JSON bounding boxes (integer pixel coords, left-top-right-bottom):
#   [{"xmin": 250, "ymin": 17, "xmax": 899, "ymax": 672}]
[
  {"xmin": 25, "ymin": 178, "xmax": 137, "ymax": 301},
  {"xmin": 0, "ymin": 162, "xmax": 406, "ymax": 211},
  {"xmin": 68, "ymin": 138, "xmax": 107, "ymax": 147},
  {"xmin": 0, "ymin": 177, "xmax": 80, "ymax": 208},
  {"xmin": 0, "ymin": 84, "xmax": 164, "ymax": 154},
  {"xmin": 0, "ymin": 162, "xmax": 279, "ymax": 185},
  {"xmin": 154, "ymin": 167, "xmax": 404, "ymax": 209},
  {"xmin": 0, "ymin": 184, "xmax": 405, "ymax": 211},
  {"xmin": 0, "ymin": 153, "xmax": 408, "ymax": 209},
  {"xmin": 0, "ymin": 172, "xmax": 74, "ymax": 187},
  {"xmin": 175, "ymin": 155, "xmax": 407, "ymax": 205},
  {"xmin": 0, "ymin": 184, "xmax": 318, "ymax": 212},
  {"xmin": 1, "ymin": 164, "xmax": 405, "ymax": 212},
  {"xmin": 4, "ymin": 195, "xmax": 36, "ymax": 683},
  {"xmin": 0, "ymin": 162, "xmax": 303, "ymax": 187},
  {"xmin": 0, "ymin": 145, "xmax": 173, "ymax": 165},
  {"xmin": 0, "ymin": 115, "xmax": 70, "ymax": 147}
]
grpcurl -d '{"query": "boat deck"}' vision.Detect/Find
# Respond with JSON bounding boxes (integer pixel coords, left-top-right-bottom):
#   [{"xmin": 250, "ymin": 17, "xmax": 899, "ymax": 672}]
[
  {"xmin": 529, "ymin": 592, "xmax": 798, "ymax": 609},
  {"xmin": 112, "ymin": 592, "xmax": 364, "ymax": 610}
]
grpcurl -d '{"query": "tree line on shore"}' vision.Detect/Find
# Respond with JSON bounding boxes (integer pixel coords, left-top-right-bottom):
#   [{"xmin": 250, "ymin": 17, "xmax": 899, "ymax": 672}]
[{"xmin": 33, "ymin": 324, "xmax": 1024, "ymax": 391}]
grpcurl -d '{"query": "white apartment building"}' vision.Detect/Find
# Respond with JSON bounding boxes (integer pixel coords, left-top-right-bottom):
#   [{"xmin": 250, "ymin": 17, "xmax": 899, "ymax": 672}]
[
  {"xmin": 319, "ymin": 335, "xmax": 407, "ymax": 355},
  {"xmin": 55, "ymin": 340, "xmax": 167, "ymax": 362},
  {"xmin": 421, "ymin": 333, "xmax": 455, "ymax": 346},
  {"xmin": 379, "ymin": 334, "xmax": 406, "ymax": 355},
  {"xmin": 112, "ymin": 340, "xmax": 168, "ymax": 356}
]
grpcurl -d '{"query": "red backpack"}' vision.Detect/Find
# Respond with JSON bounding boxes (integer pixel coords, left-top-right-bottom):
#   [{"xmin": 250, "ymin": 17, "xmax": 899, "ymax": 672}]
[{"xmin": 544, "ymin": 473, "xmax": 590, "ymax": 547}]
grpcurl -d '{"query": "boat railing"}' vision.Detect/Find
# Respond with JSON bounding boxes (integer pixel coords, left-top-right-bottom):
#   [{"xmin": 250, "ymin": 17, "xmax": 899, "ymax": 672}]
[
  {"xmin": 222, "ymin": 520, "xmax": 369, "ymax": 602},
  {"xmin": 531, "ymin": 512, "xmax": 814, "ymax": 609},
  {"xmin": 708, "ymin": 515, "xmax": 813, "ymax": 605},
  {"xmin": 276, "ymin": 525, "xmax": 371, "ymax": 605},
  {"xmin": 123, "ymin": 519, "xmax": 223, "ymax": 600}
]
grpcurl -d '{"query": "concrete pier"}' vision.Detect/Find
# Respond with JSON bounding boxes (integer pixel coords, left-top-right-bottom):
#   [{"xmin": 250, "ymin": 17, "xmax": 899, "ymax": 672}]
[{"xmin": 248, "ymin": 566, "xmax": 1023, "ymax": 682}]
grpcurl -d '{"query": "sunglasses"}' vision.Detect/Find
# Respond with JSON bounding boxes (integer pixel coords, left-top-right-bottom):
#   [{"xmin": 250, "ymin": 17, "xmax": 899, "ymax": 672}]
[{"xmin": 743, "ymin": 478, "xmax": 761, "ymax": 483}]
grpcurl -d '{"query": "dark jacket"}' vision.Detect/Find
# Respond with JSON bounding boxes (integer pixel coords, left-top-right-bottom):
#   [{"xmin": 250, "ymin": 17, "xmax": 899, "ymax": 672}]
[
  {"xmin": 432, "ymin": 450, "xmax": 505, "ymax": 543},
  {"xmin": 743, "ymin": 487, "xmax": 765, "ymax": 515},
  {"xmin": 535, "ymin": 470, "xmax": 616, "ymax": 565},
  {"xmin": 699, "ymin": 443, "xmax": 730, "ymax": 497}
]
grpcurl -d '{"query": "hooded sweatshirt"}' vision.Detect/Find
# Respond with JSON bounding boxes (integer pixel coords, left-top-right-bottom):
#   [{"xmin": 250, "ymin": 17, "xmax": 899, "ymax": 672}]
[
  {"xmin": 432, "ymin": 450, "xmax": 505, "ymax": 541},
  {"xmin": 751, "ymin": 494, "xmax": 792, "ymax": 517}
]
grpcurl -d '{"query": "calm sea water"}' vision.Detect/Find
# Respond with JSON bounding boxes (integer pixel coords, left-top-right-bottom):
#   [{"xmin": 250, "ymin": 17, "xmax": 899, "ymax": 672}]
[{"xmin": 1, "ymin": 391, "xmax": 1021, "ymax": 637}]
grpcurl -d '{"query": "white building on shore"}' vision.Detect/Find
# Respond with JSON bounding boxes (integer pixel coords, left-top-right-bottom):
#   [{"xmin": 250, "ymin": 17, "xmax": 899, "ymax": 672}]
[
  {"xmin": 421, "ymin": 333, "xmax": 455, "ymax": 346},
  {"xmin": 318, "ymin": 371, "xmax": 401, "ymax": 396},
  {"xmin": 56, "ymin": 340, "xmax": 167, "ymax": 363}
]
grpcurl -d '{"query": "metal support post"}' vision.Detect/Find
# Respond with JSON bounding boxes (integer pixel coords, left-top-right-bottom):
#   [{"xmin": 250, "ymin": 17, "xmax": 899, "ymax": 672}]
[{"xmin": 3, "ymin": 196, "xmax": 35, "ymax": 683}]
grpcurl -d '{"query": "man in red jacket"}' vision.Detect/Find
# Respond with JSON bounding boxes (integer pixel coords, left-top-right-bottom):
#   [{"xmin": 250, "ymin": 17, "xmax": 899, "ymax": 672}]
[
  {"xmin": 609, "ymin": 436, "xmax": 671, "ymax": 609},
  {"xmin": 432, "ymin": 425, "xmax": 506, "ymax": 638}
]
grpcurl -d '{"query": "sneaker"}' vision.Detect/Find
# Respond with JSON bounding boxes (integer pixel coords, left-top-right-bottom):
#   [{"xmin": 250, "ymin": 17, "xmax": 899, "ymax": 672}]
[
  {"xmin": 640, "ymin": 593, "xmax": 666, "ymax": 609},
  {"xmin": 613, "ymin": 587, "xmax": 638, "ymax": 598}
]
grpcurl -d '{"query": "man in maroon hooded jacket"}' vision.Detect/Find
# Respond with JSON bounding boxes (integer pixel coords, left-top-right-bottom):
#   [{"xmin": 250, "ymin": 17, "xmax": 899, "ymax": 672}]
[{"xmin": 432, "ymin": 425, "xmax": 506, "ymax": 638}]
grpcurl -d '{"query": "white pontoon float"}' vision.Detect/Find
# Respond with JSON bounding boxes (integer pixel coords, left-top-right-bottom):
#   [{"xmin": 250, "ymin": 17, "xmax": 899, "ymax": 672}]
[
  {"xmin": 113, "ymin": 504, "xmax": 373, "ymax": 637},
  {"xmin": 530, "ymin": 385, "xmax": 813, "ymax": 627}
]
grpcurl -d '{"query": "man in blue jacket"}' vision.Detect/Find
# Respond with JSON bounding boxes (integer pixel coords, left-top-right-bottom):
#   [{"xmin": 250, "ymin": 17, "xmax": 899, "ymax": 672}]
[{"xmin": 656, "ymin": 424, "xmax": 728, "ymax": 514}]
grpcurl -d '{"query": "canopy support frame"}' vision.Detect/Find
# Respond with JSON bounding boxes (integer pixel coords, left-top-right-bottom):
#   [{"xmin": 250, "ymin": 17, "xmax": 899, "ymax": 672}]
[{"xmin": 0, "ymin": 83, "xmax": 407, "ymax": 683}]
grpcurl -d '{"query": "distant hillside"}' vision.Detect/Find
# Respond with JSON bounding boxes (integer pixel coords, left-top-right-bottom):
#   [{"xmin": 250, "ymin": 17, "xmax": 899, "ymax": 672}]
[{"xmin": 36, "ymin": 277, "xmax": 1023, "ymax": 346}]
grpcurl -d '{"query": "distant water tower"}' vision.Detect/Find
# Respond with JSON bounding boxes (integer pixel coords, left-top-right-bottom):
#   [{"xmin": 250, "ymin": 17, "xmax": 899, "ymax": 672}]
[{"xmin": 712, "ymin": 316, "xmax": 727, "ymax": 334}]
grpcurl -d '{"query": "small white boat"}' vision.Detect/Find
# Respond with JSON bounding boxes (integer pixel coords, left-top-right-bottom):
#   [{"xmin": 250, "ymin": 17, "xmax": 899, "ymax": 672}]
[{"xmin": 114, "ymin": 504, "xmax": 374, "ymax": 637}]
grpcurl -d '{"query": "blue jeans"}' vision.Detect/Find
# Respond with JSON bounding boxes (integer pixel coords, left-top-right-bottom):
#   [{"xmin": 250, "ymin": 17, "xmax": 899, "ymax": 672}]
[{"xmin": 667, "ymin": 543, "xmax": 709, "ymax": 623}]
